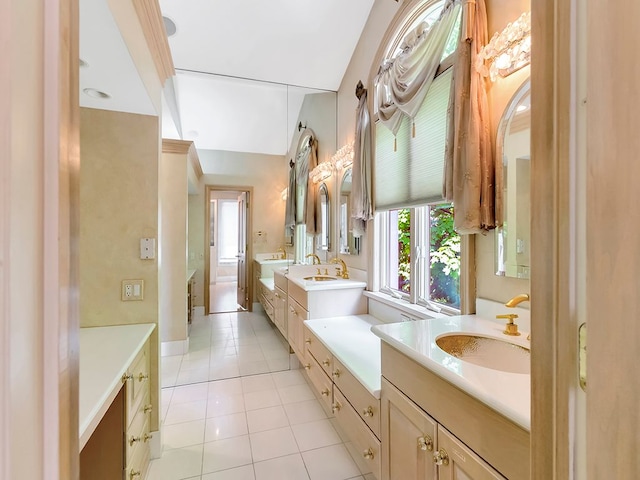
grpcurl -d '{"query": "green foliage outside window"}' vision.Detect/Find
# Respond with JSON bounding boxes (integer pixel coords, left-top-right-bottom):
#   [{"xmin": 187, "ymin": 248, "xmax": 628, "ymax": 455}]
[{"xmin": 429, "ymin": 205, "xmax": 460, "ymax": 308}]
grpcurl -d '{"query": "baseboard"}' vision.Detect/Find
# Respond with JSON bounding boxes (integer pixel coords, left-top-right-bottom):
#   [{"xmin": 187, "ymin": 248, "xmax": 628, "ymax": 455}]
[
  {"xmin": 161, "ymin": 338, "xmax": 189, "ymax": 357},
  {"xmin": 149, "ymin": 429, "xmax": 161, "ymax": 459}
]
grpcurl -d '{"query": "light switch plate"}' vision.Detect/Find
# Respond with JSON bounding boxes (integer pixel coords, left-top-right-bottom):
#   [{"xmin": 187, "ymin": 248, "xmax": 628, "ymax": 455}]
[
  {"xmin": 122, "ymin": 279, "xmax": 144, "ymax": 301},
  {"xmin": 140, "ymin": 238, "xmax": 156, "ymax": 259}
]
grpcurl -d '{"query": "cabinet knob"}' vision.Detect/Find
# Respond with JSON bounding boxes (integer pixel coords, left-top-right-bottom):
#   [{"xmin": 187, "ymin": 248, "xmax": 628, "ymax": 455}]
[
  {"xmin": 362, "ymin": 406, "xmax": 374, "ymax": 417},
  {"xmin": 130, "ymin": 470, "xmax": 141, "ymax": 479},
  {"xmin": 121, "ymin": 373, "xmax": 133, "ymax": 383},
  {"xmin": 331, "ymin": 401, "xmax": 341, "ymax": 413},
  {"xmin": 305, "ymin": 339, "xmax": 311, "ymax": 345},
  {"xmin": 332, "ymin": 369, "xmax": 341, "ymax": 378},
  {"xmin": 143, "ymin": 433, "xmax": 153, "ymax": 442},
  {"xmin": 138, "ymin": 373, "xmax": 149, "ymax": 382},
  {"xmin": 363, "ymin": 448, "xmax": 375, "ymax": 460},
  {"xmin": 275, "ymin": 292, "xmax": 280, "ymax": 298},
  {"xmin": 322, "ymin": 359, "xmax": 331, "ymax": 368},
  {"xmin": 144, "ymin": 404, "xmax": 153, "ymax": 414},
  {"xmin": 129, "ymin": 435, "xmax": 141, "ymax": 446},
  {"xmin": 304, "ymin": 364, "xmax": 311, "ymax": 370},
  {"xmin": 418, "ymin": 435, "xmax": 433, "ymax": 451},
  {"xmin": 321, "ymin": 389, "xmax": 330, "ymax": 397},
  {"xmin": 433, "ymin": 448, "xmax": 450, "ymax": 466}
]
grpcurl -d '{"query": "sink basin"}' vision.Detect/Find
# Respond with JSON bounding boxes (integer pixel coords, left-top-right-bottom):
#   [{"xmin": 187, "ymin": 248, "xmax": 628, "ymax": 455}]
[
  {"xmin": 435, "ymin": 334, "xmax": 529, "ymax": 374},
  {"xmin": 303, "ymin": 275, "xmax": 338, "ymax": 282}
]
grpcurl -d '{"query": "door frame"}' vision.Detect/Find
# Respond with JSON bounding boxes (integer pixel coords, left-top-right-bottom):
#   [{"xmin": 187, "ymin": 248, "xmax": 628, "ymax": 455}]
[
  {"xmin": 530, "ymin": 0, "xmax": 576, "ymax": 478},
  {"xmin": 204, "ymin": 185, "xmax": 253, "ymax": 315}
]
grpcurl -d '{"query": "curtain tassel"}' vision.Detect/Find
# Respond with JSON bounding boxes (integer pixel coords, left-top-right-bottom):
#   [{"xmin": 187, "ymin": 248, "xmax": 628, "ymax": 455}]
[
  {"xmin": 412, "ymin": 121, "xmax": 416, "ymax": 138},
  {"xmin": 394, "ymin": 137, "xmax": 397, "ymax": 152}
]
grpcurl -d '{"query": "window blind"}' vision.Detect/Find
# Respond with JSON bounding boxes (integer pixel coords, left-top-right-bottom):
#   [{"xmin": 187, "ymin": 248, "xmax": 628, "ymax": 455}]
[{"xmin": 374, "ymin": 68, "xmax": 453, "ymax": 211}]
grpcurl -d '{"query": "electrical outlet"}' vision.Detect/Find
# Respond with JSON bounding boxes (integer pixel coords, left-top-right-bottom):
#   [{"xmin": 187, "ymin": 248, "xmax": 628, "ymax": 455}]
[{"xmin": 122, "ymin": 279, "xmax": 144, "ymax": 301}]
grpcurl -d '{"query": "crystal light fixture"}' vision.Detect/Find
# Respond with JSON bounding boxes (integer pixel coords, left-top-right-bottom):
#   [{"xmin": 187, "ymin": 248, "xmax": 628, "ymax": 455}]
[
  {"xmin": 477, "ymin": 12, "xmax": 531, "ymax": 82},
  {"xmin": 309, "ymin": 161, "xmax": 333, "ymax": 184},
  {"xmin": 331, "ymin": 141, "xmax": 355, "ymax": 171}
]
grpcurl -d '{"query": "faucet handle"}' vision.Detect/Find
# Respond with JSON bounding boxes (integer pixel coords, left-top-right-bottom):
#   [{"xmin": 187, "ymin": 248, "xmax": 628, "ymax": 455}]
[{"xmin": 496, "ymin": 314, "xmax": 520, "ymax": 336}]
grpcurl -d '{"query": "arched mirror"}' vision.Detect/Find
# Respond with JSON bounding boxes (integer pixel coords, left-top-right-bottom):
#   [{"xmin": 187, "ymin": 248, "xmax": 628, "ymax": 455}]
[
  {"xmin": 318, "ymin": 183, "xmax": 330, "ymax": 251},
  {"xmin": 339, "ymin": 168, "xmax": 360, "ymax": 255},
  {"xmin": 495, "ymin": 79, "xmax": 531, "ymax": 279}
]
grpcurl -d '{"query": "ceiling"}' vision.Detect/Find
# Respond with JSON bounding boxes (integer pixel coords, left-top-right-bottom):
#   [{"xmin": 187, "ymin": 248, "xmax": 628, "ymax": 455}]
[{"xmin": 79, "ymin": 0, "xmax": 374, "ymax": 159}]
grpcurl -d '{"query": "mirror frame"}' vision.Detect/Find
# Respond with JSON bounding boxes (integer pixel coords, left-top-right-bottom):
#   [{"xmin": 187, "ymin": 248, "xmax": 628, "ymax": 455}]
[{"xmin": 495, "ymin": 78, "xmax": 531, "ymax": 279}]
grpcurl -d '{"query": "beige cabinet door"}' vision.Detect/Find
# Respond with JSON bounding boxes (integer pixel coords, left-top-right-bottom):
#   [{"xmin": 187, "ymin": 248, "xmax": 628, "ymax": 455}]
[
  {"xmin": 435, "ymin": 426, "xmax": 506, "ymax": 480},
  {"xmin": 380, "ymin": 378, "xmax": 437, "ymax": 480}
]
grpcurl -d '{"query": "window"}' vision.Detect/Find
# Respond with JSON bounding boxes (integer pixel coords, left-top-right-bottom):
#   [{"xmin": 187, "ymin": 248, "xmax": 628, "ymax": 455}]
[
  {"xmin": 380, "ymin": 204, "xmax": 460, "ymax": 311},
  {"xmin": 373, "ymin": 0, "xmax": 463, "ymax": 313}
]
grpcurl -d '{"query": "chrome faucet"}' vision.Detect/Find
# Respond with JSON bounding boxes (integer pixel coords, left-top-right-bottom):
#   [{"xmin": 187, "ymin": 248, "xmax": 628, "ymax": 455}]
[
  {"xmin": 305, "ymin": 253, "xmax": 321, "ymax": 265},
  {"xmin": 330, "ymin": 257, "xmax": 349, "ymax": 279}
]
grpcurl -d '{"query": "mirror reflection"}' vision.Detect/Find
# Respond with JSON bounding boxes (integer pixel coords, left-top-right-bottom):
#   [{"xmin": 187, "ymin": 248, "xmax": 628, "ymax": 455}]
[
  {"xmin": 495, "ymin": 79, "xmax": 531, "ymax": 279},
  {"xmin": 339, "ymin": 168, "xmax": 360, "ymax": 255},
  {"xmin": 319, "ymin": 183, "xmax": 330, "ymax": 251}
]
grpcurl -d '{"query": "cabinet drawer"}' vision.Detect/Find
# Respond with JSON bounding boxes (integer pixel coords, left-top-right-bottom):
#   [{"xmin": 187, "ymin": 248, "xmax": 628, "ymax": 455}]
[
  {"xmin": 303, "ymin": 351, "xmax": 333, "ymax": 411},
  {"xmin": 332, "ymin": 388, "xmax": 381, "ymax": 480},
  {"xmin": 126, "ymin": 401, "xmax": 151, "ymax": 463},
  {"xmin": 126, "ymin": 342, "xmax": 150, "ymax": 427},
  {"xmin": 287, "ymin": 280, "xmax": 308, "ymax": 310},
  {"xmin": 303, "ymin": 326, "xmax": 333, "ymax": 377},
  {"xmin": 125, "ymin": 420, "xmax": 151, "ymax": 480},
  {"xmin": 333, "ymin": 357, "xmax": 380, "ymax": 439}
]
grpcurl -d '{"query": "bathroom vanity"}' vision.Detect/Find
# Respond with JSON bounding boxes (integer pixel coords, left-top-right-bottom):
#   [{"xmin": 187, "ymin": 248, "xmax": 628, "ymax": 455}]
[{"xmin": 373, "ymin": 316, "xmax": 531, "ymax": 480}]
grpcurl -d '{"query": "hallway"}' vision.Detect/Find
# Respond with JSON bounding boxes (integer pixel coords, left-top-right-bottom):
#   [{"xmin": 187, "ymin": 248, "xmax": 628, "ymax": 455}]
[{"xmin": 209, "ymin": 280, "xmax": 240, "ymax": 313}]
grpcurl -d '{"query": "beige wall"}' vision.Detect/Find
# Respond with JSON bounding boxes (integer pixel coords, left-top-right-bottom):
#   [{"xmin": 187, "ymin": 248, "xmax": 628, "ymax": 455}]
[
  {"xmin": 189, "ymin": 150, "xmax": 288, "ymax": 306},
  {"xmin": 79, "ymin": 107, "xmax": 160, "ymax": 431},
  {"xmin": 159, "ymin": 151, "xmax": 188, "ymax": 344}
]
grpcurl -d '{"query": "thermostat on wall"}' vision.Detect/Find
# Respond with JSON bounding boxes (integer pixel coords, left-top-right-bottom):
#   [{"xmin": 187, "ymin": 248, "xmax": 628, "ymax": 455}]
[{"xmin": 140, "ymin": 237, "xmax": 156, "ymax": 259}]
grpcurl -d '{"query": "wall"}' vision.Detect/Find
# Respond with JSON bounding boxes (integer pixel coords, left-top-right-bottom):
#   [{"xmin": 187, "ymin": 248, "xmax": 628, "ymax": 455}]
[
  {"xmin": 189, "ymin": 150, "xmax": 288, "ymax": 307},
  {"xmin": 79, "ymin": 107, "xmax": 160, "ymax": 432},
  {"xmin": 334, "ymin": 0, "xmax": 531, "ymax": 304},
  {"xmin": 159, "ymin": 149, "xmax": 188, "ymax": 346}
]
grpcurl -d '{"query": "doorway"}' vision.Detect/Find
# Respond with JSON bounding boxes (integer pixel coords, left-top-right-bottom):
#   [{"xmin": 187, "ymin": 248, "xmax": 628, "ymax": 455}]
[{"xmin": 205, "ymin": 186, "xmax": 252, "ymax": 314}]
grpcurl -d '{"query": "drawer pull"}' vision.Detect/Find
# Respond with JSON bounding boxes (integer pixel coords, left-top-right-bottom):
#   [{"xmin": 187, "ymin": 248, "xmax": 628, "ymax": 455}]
[
  {"xmin": 321, "ymin": 389, "xmax": 330, "ymax": 397},
  {"xmin": 130, "ymin": 470, "xmax": 141, "ymax": 479},
  {"xmin": 363, "ymin": 448, "xmax": 375, "ymax": 460},
  {"xmin": 332, "ymin": 369, "xmax": 341, "ymax": 379},
  {"xmin": 362, "ymin": 406, "xmax": 374, "ymax": 417},
  {"xmin": 121, "ymin": 373, "xmax": 133, "ymax": 383},
  {"xmin": 305, "ymin": 339, "xmax": 311, "ymax": 345},
  {"xmin": 418, "ymin": 435, "xmax": 434, "ymax": 451},
  {"xmin": 322, "ymin": 359, "xmax": 331, "ymax": 368},
  {"xmin": 303, "ymin": 364, "xmax": 311, "ymax": 370},
  {"xmin": 433, "ymin": 448, "xmax": 450, "ymax": 466},
  {"xmin": 144, "ymin": 404, "xmax": 153, "ymax": 414},
  {"xmin": 143, "ymin": 433, "xmax": 153, "ymax": 442},
  {"xmin": 331, "ymin": 401, "xmax": 342, "ymax": 413},
  {"xmin": 129, "ymin": 435, "xmax": 141, "ymax": 446},
  {"xmin": 138, "ymin": 373, "xmax": 149, "ymax": 382}
]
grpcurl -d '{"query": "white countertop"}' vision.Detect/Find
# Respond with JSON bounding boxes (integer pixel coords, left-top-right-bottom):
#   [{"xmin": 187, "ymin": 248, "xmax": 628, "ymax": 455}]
[
  {"xmin": 259, "ymin": 277, "xmax": 275, "ymax": 291},
  {"xmin": 288, "ymin": 275, "xmax": 367, "ymax": 292},
  {"xmin": 372, "ymin": 315, "xmax": 531, "ymax": 431},
  {"xmin": 79, "ymin": 323, "xmax": 155, "ymax": 450},
  {"xmin": 304, "ymin": 315, "xmax": 382, "ymax": 398}
]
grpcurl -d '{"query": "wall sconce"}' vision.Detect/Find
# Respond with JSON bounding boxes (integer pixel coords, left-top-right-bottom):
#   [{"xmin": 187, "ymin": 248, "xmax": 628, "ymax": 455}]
[
  {"xmin": 310, "ymin": 161, "xmax": 333, "ymax": 184},
  {"xmin": 330, "ymin": 141, "xmax": 355, "ymax": 171},
  {"xmin": 477, "ymin": 11, "xmax": 531, "ymax": 82}
]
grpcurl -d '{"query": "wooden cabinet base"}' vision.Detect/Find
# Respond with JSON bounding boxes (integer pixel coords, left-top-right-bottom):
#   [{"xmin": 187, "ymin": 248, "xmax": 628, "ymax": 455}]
[{"xmin": 80, "ymin": 388, "xmax": 124, "ymax": 480}]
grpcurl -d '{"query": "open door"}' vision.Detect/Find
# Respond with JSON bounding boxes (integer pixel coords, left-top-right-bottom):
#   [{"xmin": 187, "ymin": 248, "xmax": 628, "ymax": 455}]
[{"xmin": 236, "ymin": 191, "xmax": 249, "ymax": 310}]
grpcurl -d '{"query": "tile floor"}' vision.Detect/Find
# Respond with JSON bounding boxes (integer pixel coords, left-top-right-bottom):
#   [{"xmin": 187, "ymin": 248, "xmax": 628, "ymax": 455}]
[
  {"xmin": 162, "ymin": 311, "xmax": 292, "ymax": 388},
  {"xmin": 209, "ymin": 281, "xmax": 239, "ymax": 313},
  {"xmin": 148, "ymin": 370, "xmax": 376, "ymax": 480}
]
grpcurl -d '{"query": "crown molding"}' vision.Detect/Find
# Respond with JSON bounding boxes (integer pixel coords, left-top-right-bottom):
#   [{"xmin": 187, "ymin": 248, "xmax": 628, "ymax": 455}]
[
  {"xmin": 133, "ymin": 0, "xmax": 175, "ymax": 85},
  {"xmin": 162, "ymin": 139, "xmax": 203, "ymax": 178}
]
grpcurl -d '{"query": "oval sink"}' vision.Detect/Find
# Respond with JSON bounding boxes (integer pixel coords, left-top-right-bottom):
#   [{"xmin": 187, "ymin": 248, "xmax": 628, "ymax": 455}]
[
  {"xmin": 303, "ymin": 275, "xmax": 338, "ymax": 282},
  {"xmin": 435, "ymin": 334, "xmax": 529, "ymax": 374}
]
